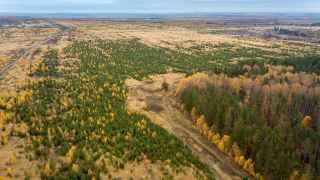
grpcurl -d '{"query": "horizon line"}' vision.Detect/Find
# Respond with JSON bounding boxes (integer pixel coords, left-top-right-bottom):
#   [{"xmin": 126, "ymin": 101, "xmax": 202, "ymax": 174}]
[{"xmin": 1, "ymin": 11, "xmax": 320, "ymax": 14}]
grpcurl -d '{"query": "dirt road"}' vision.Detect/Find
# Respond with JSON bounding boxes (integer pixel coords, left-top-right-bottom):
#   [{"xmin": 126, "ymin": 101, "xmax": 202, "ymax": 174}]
[{"xmin": 126, "ymin": 73, "xmax": 248, "ymax": 180}]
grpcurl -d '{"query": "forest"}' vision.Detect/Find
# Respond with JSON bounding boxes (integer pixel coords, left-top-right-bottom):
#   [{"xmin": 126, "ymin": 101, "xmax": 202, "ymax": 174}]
[
  {"xmin": 0, "ymin": 37, "xmax": 319, "ymax": 179},
  {"xmin": 176, "ymin": 65, "xmax": 320, "ymax": 179}
]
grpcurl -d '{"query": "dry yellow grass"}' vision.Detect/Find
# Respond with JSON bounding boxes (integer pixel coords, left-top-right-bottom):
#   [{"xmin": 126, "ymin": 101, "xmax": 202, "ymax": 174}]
[{"xmin": 67, "ymin": 21, "xmax": 320, "ymax": 56}]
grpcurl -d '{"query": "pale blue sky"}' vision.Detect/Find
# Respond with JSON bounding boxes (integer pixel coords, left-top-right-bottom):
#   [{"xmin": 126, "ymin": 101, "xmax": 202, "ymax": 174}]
[{"xmin": 0, "ymin": 0, "xmax": 320, "ymax": 13}]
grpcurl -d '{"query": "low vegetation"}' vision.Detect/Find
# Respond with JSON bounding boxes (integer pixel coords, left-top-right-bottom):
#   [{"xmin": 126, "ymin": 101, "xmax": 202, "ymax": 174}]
[{"xmin": 1, "ymin": 40, "xmax": 220, "ymax": 179}]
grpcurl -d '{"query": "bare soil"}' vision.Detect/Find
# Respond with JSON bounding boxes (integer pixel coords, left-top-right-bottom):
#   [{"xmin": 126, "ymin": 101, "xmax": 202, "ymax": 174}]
[{"xmin": 126, "ymin": 73, "xmax": 248, "ymax": 180}]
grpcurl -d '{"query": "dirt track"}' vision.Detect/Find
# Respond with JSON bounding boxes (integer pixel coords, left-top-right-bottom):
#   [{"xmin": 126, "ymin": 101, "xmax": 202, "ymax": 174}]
[{"xmin": 126, "ymin": 73, "xmax": 248, "ymax": 180}]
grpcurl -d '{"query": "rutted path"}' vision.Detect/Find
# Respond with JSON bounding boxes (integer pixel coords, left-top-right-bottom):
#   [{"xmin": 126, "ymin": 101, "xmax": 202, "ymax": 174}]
[{"xmin": 126, "ymin": 73, "xmax": 248, "ymax": 180}]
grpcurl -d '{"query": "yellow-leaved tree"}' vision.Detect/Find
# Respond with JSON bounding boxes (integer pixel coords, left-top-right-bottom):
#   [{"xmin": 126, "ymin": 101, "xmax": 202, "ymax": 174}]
[{"xmin": 302, "ymin": 116, "xmax": 312, "ymax": 128}]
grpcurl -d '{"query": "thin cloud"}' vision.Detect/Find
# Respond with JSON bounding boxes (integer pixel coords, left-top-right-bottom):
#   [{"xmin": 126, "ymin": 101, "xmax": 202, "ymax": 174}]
[{"xmin": 0, "ymin": 0, "xmax": 319, "ymax": 13}]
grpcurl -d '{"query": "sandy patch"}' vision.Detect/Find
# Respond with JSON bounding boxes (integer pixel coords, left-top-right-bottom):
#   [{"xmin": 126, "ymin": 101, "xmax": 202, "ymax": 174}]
[{"xmin": 125, "ymin": 73, "xmax": 247, "ymax": 180}]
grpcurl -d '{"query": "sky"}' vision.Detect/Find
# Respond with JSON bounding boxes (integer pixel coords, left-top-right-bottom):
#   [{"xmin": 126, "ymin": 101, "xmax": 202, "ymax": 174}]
[{"xmin": 0, "ymin": 0, "xmax": 320, "ymax": 13}]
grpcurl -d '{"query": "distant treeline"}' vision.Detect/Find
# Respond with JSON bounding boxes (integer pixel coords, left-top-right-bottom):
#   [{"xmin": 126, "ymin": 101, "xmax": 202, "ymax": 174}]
[
  {"xmin": 274, "ymin": 27, "xmax": 307, "ymax": 37},
  {"xmin": 270, "ymin": 56, "xmax": 320, "ymax": 74},
  {"xmin": 311, "ymin": 22, "xmax": 320, "ymax": 26},
  {"xmin": 242, "ymin": 55, "xmax": 320, "ymax": 75}
]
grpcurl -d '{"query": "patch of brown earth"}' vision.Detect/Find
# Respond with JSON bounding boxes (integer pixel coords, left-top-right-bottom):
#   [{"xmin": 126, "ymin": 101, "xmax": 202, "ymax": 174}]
[{"xmin": 126, "ymin": 73, "xmax": 248, "ymax": 180}]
